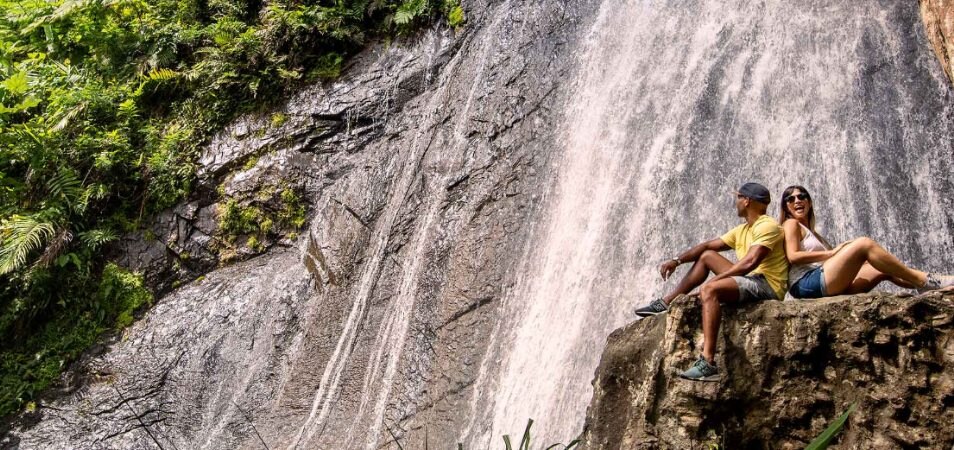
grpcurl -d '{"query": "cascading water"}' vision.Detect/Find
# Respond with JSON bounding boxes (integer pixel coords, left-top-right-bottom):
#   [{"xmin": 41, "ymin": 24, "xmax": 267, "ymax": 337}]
[
  {"xmin": 464, "ymin": 0, "xmax": 954, "ymax": 445},
  {"xmin": 7, "ymin": 1, "xmax": 953, "ymax": 449}
]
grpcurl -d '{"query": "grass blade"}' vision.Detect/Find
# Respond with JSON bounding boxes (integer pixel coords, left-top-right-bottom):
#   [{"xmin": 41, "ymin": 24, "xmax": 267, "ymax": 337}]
[
  {"xmin": 383, "ymin": 421, "xmax": 405, "ymax": 450},
  {"xmin": 805, "ymin": 403, "xmax": 856, "ymax": 450},
  {"xmin": 520, "ymin": 419, "xmax": 533, "ymax": 450},
  {"xmin": 544, "ymin": 437, "xmax": 582, "ymax": 450},
  {"xmin": 503, "ymin": 435, "xmax": 513, "ymax": 450}
]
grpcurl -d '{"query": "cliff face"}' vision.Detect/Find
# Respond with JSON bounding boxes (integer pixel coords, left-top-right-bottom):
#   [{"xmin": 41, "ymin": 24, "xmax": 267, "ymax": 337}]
[
  {"xmin": 580, "ymin": 291, "xmax": 954, "ymax": 449},
  {"xmin": 921, "ymin": 0, "xmax": 954, "ymax": 84},
  {"xmin": 2, "ymin": 0, "xmax": 593, "ymax": 447}
]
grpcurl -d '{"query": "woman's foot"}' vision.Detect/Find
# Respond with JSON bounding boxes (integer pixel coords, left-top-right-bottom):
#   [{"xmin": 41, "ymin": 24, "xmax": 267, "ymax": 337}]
[{"xmin": 917, "ymin": 274, "xmax": 954, "ymax": 294}]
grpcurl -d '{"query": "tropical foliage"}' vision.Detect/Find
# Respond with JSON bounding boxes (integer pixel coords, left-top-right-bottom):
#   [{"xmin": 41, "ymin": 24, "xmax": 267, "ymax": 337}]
[{"xmin": 0, "ymin": 0, "xmax": 463, "ymax": 418}]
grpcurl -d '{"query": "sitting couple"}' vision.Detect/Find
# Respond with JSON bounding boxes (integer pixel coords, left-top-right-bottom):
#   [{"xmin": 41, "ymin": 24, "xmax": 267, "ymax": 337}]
[{"xmin": 634, "ymin": 182, "xmax": 954, "ymax": 382}]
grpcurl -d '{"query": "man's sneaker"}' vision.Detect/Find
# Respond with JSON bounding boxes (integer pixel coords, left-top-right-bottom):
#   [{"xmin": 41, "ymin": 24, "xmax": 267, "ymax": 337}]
[
  {"xmin": 917, "ymin": 274, "xmax": 954, "ymax": 294},
  {"xmin": 678, "ymin": 356, "xmax": 721, "ymax": 382},
  {"xmin": 634, "ymin": 298, "xmax": 668, "ymax": 317}
]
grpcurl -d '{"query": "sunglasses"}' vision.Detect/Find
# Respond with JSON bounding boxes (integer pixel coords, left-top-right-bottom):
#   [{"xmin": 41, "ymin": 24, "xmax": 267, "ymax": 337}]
[{"xmin": 784, "ymin": 193, "xmax": 810, "ymax": 203}]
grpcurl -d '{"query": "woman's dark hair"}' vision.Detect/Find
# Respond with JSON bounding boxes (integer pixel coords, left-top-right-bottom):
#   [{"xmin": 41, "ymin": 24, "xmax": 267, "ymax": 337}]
[{"xmin": 779, "ymin": 185, "xmax": 815, "ymax": 229}]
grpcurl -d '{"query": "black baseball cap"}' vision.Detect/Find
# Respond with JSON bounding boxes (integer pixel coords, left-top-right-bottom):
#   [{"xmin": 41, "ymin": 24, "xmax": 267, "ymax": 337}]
[{"xmin": 738, "ymin": 182, "xmax": 771, "ymax": 204}]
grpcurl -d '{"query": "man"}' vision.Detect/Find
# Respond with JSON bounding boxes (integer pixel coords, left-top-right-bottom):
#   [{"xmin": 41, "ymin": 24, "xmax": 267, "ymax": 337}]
[{"xmin": 634, "ymin": 182, "xmax": 789, "ymax": 381}]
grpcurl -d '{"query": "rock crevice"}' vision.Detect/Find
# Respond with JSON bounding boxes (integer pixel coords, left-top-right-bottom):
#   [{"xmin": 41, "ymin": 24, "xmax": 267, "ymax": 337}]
[{"xmin": 921, "ymin": 0, "xmax": 954, "ymax": 85}]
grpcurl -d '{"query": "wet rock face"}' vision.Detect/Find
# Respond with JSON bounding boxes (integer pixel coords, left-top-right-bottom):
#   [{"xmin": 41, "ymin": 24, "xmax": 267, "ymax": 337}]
[
  {"xmin": 2, "ymin": 0, "xmax": 591, "ymax": 448},
  {"xmin": 922, "ymin": 0, "xmax": 954, "ymax": 84},
  {"xmin": 580, "ymin": 292, "xmax": 954, "ymax": 449}
]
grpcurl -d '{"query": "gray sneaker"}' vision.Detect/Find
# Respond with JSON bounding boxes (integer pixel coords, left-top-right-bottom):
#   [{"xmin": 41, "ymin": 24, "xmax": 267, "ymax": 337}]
[
  {"xmin": 678, "ymin": 357, "xmax": 720, "ymax": 382},
  {"xmin": 917, "ymin": 274, "xmax": 954, "ymax": 294},
  {"xmin": 634, "ymin": 298, "xmax": 668, "ymax": 317}
]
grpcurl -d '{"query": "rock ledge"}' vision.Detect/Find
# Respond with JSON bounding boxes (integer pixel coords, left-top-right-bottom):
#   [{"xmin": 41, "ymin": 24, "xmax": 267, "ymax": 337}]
[{"xmin": 581, "ymin": 291, "xmax": 954, "ymax": 449}]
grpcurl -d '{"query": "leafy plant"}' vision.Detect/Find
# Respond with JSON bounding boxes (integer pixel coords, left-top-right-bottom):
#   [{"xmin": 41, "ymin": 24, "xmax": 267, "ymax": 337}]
[
  {"xmin": 444, "ymin": 0, "xmax": 465, "ymax": 28},
  {"xmin": 805, "ymin": 403, "xmax": 856, "ymax": 450},
  {"xmin": 0, "ymin": 264, "xmax": 151, "ymax": 415},
  {"xmin": 0, "ymin": 215, "xmax": 56, "ymax": 274}
]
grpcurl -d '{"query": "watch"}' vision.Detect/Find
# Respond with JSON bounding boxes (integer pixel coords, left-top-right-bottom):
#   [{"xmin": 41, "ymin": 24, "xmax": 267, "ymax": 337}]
[{"xmin": 671, "ymin": 257, "xmax": 682, "ymax": 265}]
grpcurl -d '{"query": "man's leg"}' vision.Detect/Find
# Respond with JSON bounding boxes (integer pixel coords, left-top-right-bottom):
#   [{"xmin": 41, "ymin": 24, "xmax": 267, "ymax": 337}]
[
  {"xmin": 662, "ymin": 250, "xmax": 733, "ymax": 304},
  {"xmin": 698, "ymin": 278, "xmax": 742, "ymax": 362}
]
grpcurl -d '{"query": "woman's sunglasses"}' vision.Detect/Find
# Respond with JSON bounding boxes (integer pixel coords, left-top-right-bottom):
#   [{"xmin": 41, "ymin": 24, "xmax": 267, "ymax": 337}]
[{"xmin": 784, "ymin": 193, "xmax": 810, "ymax": 203}]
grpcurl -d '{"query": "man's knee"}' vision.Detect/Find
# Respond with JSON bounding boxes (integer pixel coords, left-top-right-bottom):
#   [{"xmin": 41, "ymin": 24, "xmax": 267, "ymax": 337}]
[
  {"xmin": 700, "ymin": 283, "xmax": 720, "ymax": 303},
  {"xmin": 699, "ymin": 250, "xmax": 719, "ymax": 264},
  {"xmin": 701, "ymin": 279, "xmax": 740, "ymax": 304}
]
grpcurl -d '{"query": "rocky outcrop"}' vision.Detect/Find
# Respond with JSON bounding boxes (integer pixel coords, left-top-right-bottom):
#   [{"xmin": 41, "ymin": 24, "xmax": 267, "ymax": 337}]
[
  {"xmin": 921, "ymin": 0, "xmax": 954, "ymax": 84},
  {"xmin": 580, "ymin": 291, "xmax": 954, "ymax": 449}
]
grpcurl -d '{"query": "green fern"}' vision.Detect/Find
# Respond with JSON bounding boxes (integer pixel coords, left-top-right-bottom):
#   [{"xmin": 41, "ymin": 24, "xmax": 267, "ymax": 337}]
[
  {"xmin": 143, "ymin": 68, "xmax": 179, "ymax": 82},
  {"xmin": 394, "ymin": 0, "xmax": 427, "ymax": 26},
  {"xmin": 0, "ymin": 215, "xmax": 56, "ymax": 274},
  {"xmin": 77, "ymin": 229, "xmax": 118, "ymax": 250},
  {"xmin": 46, "ymin": 169, "xmax": 87, "ymax": 213},
  {"xmin": 393, "ymin": 9, "xmax": 415, "ymax": 25}
]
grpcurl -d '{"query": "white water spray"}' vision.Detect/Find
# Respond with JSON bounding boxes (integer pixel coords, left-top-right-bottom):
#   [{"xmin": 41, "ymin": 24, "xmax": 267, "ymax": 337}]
[{"xmin": 465, "ymin": 0, "xmax": 954, "ymax": 444}]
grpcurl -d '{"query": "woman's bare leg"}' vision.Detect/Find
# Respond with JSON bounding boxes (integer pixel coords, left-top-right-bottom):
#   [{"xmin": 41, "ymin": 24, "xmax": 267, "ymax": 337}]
[
  {"xmin": 845, "ymin": 263, "xmax": 918, "ymax": 294},
  {"xmin": 845, "ymin": 263, "xmax": 888, "ymax": 294},
  {"xmin": 822, "ymin": 237, "xmax": 927, "ymax": 295}
]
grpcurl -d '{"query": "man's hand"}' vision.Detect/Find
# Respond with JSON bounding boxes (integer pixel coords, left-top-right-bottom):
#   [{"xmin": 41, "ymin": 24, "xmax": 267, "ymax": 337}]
[{"xmin": 659, "ymin": 259, "xmax": 679, "ymax": 280}]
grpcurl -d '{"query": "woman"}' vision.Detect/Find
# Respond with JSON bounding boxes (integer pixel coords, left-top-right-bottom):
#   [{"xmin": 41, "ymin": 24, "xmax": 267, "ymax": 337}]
[{"xmin": 780, "ymin": 185, "xmax": 953, "ymax": 298}]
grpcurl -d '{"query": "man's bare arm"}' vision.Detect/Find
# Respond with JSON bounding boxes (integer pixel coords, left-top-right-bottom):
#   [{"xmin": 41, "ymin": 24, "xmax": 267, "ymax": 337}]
[
  {"xmin": 659, "ymin": 238, "xmax": 731, "ymax": 280},
  {"xmin": 706, "ymin": 245, "xmax": 771, "ymax": 284}
]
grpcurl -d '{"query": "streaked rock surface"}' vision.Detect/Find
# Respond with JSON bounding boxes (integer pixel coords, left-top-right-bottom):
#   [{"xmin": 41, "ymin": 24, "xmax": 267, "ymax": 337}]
[{"xmin": 2, "ymin": 0, "xmax": 591, "ymax": 448}]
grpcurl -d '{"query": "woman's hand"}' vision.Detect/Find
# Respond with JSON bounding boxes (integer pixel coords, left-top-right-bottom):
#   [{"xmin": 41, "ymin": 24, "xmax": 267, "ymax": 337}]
[{"xmin": 827, "ymin": 240, "xmax": 852, "ymax": 258}]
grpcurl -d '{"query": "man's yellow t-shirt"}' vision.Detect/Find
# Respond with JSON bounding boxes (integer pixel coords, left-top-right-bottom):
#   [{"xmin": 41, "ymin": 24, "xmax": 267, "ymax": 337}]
[{"xmin": 720, "ymin": 215, "xmax": 789, "ymax": 299}]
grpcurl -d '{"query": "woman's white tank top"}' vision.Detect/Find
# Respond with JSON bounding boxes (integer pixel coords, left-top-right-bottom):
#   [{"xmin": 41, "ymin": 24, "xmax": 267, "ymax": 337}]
[{"xmin": 788, "ymin": 223, "xmax": 830, "ymax": 287}]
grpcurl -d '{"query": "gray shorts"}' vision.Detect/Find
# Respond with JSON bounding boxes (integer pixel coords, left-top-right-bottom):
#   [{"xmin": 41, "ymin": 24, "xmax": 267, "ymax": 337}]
[{"xmin": 731, "ymin": 274, "xmax": 778, "ymax": 302}]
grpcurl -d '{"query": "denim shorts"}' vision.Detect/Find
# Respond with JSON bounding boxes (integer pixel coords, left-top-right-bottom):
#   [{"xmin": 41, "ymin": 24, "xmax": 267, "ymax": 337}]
[
  {"xmin": 731, "ymin": 274, "xmax": 778, "ymax": 302},
  {"xmin": 790, "ymin": 267, "xmax": 827, "ymax": 299}
]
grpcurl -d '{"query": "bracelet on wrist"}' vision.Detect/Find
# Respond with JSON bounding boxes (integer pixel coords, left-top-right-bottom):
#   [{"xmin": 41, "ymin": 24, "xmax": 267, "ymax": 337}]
[{"xmin": 672, "ymin": 257, "xmax": 682, "ymax": 265}]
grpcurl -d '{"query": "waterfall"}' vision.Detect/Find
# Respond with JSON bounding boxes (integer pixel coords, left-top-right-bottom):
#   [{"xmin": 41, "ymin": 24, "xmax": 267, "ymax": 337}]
[
  {"xmin": 8, "ymin": 1, "xmax": 953, "ymax": 449},
  {"xmin": 465, "ymin": 0, "xmax": 954, "ymax": 445}
]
